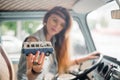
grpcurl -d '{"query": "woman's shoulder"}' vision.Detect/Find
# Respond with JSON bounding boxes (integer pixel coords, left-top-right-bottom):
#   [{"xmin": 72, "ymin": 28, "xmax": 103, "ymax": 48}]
[
  {"xmin": 31, "ymin": 28, "xmax": 45, "ymax": 41},
  {"xmin": 32, "ymin": 28, "xmax": 43, "ymax": 36}
]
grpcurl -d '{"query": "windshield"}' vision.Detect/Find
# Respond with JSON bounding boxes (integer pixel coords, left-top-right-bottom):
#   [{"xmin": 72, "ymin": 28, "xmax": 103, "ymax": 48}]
[{"xmin": 87, "ymin": 1, "xmax": 120, "ymax": 60}]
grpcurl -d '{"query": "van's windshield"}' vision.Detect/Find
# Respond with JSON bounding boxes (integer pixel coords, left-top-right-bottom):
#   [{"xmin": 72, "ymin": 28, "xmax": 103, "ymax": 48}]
[{"xmin": 87, "ymin": 1, "xmax": 120, "ymax": 60}]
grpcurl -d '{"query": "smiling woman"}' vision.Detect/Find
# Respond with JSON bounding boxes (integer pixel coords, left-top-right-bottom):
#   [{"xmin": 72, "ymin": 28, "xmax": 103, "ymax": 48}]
[{"xmin": 16, "ymin": 6, "xmax": 102, "ymax": 80}]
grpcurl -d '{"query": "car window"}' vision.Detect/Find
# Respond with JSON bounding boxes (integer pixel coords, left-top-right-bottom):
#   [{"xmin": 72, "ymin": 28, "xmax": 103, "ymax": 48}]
[
  {"xmin": 0, "ymin": 18, "xmax": 88, "ymax": 60},
  {"xmin": 87, "ymin": 1, "xmax": 120, "ymax": 60},
  {"xmin": 70, "ymin": 20, "xmax": 88, "ymax": 59}
]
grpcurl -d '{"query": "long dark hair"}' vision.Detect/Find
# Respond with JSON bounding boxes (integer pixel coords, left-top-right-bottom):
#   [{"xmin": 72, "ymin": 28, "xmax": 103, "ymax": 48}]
[{"xmin": 43, "ymin": 6, "xmax": 72, "ymax": 73}]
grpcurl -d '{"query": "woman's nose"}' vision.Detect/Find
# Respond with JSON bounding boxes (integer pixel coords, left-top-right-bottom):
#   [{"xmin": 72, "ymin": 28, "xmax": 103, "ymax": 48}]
[{"xmin": 55, "ymin": 23, "xmax": 60, "ymax": 29}]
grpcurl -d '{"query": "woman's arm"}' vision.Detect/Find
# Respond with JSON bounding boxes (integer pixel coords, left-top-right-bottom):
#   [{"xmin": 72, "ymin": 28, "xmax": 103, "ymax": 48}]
[
  {"xmin": 71, "ymin": 51, "xmax": 100, "ymax": 65},
  {"xmin": 26, "ymin": 68, "xmax": 40, "ymax": 80}
]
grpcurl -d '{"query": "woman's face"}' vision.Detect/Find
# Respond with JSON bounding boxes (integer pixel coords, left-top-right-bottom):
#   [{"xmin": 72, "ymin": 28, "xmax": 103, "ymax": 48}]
[{"xmin": 46, "ymin": 14, "xmax": 65, "ymax": 37}]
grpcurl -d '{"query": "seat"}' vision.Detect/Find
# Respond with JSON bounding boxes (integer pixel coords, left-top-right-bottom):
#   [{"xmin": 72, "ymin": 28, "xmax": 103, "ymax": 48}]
[{"xmin": 0, "ymin": 44, "xmax": 15, "ymax": 80}]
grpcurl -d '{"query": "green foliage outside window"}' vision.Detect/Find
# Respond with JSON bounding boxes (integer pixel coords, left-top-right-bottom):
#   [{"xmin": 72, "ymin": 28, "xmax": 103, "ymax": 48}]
[{"xmin": 1, "ymin": 20, "xmax": 41, "ymax": 36}]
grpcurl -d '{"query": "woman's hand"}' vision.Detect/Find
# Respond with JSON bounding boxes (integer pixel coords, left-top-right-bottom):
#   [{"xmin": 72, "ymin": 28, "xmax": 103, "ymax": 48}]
[
  {"xmin": 26, "ymin": 51, "xmax": 45, "ymax": 75},
  {"xmin": 73, "ymin": 51, "xmax": 101, "ymax": 65},
  {"xmin": 86, "ymin": 51, "xmax": 101, "ymax": 60}
]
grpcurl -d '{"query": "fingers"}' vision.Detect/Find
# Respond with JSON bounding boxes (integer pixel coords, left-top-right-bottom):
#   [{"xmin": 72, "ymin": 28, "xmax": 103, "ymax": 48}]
[
  {"xmin": 32, "ymin": 52, "xmax": 45, "ymax": 73},
  {"xmin": 38, "ymin": 52, "xmax": 45, "ymax": 65},
  {"xmin": 87, "ymin": 51, "xmax": 101, "ymax": 60},
  {"xmin": 26, "ymin": 53, "xmax": 34, "ymax": 63},
  {"xmin": 33, "ymin": 51, "xmax": 40, "ymax": 63},
  {"xmin": 91, "ymin": 51, "xmax": 101, "ymax": 56},
  {"xmin": 26, "ymin": 53, "xmax": 34, "ymax": 69},
  {"xmin": 26, "ymin": 51, "xmax": 45, "ymax": 73},
  {"xmin": 26, "ymin": 51, "xmax": 41, "ymax": 67}
]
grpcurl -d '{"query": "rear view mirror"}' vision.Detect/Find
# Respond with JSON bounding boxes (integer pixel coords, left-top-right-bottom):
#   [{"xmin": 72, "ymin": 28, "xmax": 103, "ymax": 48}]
[
  {"xmin": 111, "ymin": 0, "xmax": 120, "ymax": 19},
  {"xmin": 111, "ymin": 9, "xmax": 120, "ymax": 19}
]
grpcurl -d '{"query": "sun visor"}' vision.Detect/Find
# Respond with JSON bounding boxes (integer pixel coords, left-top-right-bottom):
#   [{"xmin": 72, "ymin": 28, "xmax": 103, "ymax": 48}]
[{"xmin": 72, "ymin": 0, "xmax": 110, "ymax": 13}]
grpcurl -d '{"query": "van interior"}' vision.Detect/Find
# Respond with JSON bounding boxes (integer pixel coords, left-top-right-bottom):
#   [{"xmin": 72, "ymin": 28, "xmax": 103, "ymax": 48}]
[{"xmin": 0, "ymin": 0, "xmax": 120, "ymax": 80}]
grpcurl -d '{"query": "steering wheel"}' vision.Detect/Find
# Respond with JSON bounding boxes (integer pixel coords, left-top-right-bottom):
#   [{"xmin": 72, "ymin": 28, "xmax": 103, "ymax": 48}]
[{"xmin": 70, "ymin": 54, "xmax": 103, "ymax": 80}]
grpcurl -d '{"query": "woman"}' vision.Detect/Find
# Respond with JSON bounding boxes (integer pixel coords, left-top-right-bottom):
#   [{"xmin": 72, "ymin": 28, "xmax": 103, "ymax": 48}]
[{"xmin": 17, "ymin": 6, "xmax": 100, "ymax": 80}]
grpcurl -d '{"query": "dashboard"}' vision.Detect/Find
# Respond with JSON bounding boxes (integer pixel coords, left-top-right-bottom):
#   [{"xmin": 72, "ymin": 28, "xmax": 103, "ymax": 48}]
[{"xmin": 93, "ymin": 55, "xmax": 120, "ymax": 80}]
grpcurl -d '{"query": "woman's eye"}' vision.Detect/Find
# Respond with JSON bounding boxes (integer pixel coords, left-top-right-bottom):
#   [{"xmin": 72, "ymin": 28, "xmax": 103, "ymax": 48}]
[
  {"xmin": 53, "ymin": 19, "xmax": 57, "ymax": 23},
  {"xmin": 50, "ymin": 18, "xmax": 57, "ymax": 25}
]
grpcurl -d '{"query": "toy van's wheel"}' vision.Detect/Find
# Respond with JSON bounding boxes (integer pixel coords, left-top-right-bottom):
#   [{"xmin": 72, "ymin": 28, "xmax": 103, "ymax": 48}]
[{"xmin": 45, "ymin": 52, "xmax": 50, "ymax": 56}]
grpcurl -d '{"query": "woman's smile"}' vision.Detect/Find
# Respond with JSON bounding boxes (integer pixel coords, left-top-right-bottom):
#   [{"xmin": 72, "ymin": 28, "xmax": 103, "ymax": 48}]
[{"xmin": 51, "ymin": 27, "xmax": 57, "ymax": 32}]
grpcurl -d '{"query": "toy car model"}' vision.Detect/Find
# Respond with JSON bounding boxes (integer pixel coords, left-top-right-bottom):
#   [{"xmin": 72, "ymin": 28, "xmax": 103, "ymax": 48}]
[{"xmin": 22, "ymin": 41, "xmax": 54, "ymax": 56}]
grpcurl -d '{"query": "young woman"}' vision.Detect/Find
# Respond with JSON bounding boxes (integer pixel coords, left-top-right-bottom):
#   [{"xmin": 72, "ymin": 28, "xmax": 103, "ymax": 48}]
[{"xmin": 17, "ymin": 6, "xmax": 100, "ymax": 80}]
